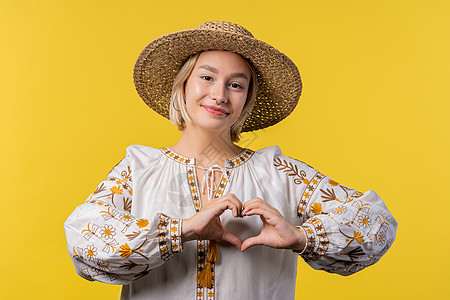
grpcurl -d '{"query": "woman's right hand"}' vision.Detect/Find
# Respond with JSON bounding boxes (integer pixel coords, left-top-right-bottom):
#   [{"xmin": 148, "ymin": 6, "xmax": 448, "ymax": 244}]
[{"xmin": 181, "ymin": 193, "xmax": 243, "ymax": 249}]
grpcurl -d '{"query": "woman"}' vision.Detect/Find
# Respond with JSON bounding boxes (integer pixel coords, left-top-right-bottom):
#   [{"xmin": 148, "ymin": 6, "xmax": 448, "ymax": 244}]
[{"xmin": 65, "ymin": 21, "xmax": 397, "ymax": 300}]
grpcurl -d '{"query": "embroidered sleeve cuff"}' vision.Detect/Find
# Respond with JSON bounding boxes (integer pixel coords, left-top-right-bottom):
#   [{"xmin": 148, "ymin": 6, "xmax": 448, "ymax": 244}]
[
  {"xmin": 299, "ymin": 217, "xmax": 329, "ymax": 256},
  {"xmin": 169, "ymin": 218, "xmax": 183, "ymax": 254},
  {"xmin": 157, "ymin": 214, "xmax": 184, "ymax": 261}
]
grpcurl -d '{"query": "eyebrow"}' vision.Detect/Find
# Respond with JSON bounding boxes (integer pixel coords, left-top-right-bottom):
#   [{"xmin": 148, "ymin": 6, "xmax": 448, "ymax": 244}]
[{"xmin": 198, "ymin": 65, "xmax": 249, "ymax": 81}]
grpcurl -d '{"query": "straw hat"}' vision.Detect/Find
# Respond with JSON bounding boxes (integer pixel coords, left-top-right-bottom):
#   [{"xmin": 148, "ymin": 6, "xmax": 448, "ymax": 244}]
[{"xmin": 133, "ymin": 21, "xmax": 302, "ymax": 132}]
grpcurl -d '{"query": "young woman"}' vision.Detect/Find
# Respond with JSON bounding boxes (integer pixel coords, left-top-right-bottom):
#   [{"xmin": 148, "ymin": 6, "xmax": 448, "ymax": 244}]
[{"xmin": 65, "ymin": 21, "xmax": 397, "ymax": 300}]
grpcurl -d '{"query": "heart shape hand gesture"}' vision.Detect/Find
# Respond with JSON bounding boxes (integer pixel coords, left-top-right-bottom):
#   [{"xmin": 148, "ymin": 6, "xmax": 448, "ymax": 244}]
[{"xmin": 181, "ymin": 194, "xmax": 306, "ymax": 252}]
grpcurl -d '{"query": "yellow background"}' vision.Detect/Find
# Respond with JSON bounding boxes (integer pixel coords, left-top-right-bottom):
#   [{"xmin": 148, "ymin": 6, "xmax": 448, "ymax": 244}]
[{"xmin": 1, "ymin": 0, "xmax": 449, "ymax": 299}]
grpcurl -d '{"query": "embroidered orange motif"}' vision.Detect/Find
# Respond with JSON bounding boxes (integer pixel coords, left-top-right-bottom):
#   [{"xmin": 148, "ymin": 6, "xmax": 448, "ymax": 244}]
[
  {"xmin": 110, "ymin": 186, "xmax": 123, "ymax": 195},
  {"xmin": 354, "ymin": 231, "xmax": 364, "ymax": 244},
  {"xmin": 311, "ymin": 203, "xmax": 322, "ymax": 215},
  {"xmin": 119, "ymin": 243, "xmax": 133, "ymax": 258},
  {"xmin": 328, "ymin": 179, "xmax": 339, "ymax": 186},
  {"xmin": 136, "ymin": 219, "xmax": 149, "ymax": 228},
  {"xmin": 119, "ymin": 239, "xmax": 149, "ymax": 259}
]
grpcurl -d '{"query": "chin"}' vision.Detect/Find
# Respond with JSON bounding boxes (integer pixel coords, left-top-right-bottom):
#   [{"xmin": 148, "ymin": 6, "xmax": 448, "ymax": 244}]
[{"xmin": 193, "ymin": 120, "xmax": 231, "ymax": 135}]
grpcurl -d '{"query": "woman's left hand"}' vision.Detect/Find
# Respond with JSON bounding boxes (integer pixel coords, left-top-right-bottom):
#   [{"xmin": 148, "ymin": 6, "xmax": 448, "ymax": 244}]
[{"xmin": 240, "ymin": 197, "xmax": 306, "ymax": 252}]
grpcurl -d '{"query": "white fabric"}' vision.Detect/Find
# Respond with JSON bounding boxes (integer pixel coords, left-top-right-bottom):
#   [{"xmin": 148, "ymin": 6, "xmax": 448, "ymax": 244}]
[{"xmin": 64, "ymin": 145, "xmax": 397, "ymax": 300}]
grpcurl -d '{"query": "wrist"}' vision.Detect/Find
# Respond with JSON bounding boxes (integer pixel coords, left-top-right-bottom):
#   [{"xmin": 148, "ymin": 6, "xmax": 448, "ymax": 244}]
[
  {"xmin": 181, "ymin": 218, "xmax": 197, "ymax": 242},
  {"xmin": 292, "ymin": 226, "xmax": 307, "ymax": 254}
]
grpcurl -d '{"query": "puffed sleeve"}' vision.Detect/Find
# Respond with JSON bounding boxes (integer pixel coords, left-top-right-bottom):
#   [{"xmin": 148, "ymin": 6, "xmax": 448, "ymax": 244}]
[
  {"xmin": 64, "ymin": 154, "xmax": 183, "ymax": 284},
  {"xmin": 272, "ymin": 151, "xmax": 397, "ymax": 275}
]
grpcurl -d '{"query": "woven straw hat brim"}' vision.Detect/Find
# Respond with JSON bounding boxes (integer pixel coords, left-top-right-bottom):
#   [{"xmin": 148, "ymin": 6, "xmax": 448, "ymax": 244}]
[{"xmin": 134, "ymin": 28, "xmax": 302, "ymax": 132}]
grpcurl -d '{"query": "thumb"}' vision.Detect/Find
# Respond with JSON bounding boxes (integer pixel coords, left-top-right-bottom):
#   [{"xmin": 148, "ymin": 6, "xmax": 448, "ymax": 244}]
[
  {"xmin": 241, "ymin": 235, "xmax": 262, "ymax": 252},
  {"xmin": 220, "ymin": 230, "xmax": 242, "ymax": 249}
]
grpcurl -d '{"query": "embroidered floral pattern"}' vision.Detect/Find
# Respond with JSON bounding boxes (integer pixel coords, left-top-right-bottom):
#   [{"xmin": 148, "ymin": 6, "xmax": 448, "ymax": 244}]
[
  {"xmin": 170, "ymin": 219, "xmax": 183, "ymax": 253},
  {"xmin": 161, "ymin": 147, "xmax": 192, "ymax": 165},
  {"xmin": 119, "ymin": 239, "xmax": 148, "ymax": 259},
  {"xmin": 161, "ymin": 147, "xmax": 254, "ymax": 170},
  {"xmin": 297, "ymin": 172, "xmax": 325, "ymax": 218},
  {"xmin": 125, "ymin": 219, "xmax": 150, "ymax": 241},
  {"xmin": 81, "ymin": 222, "xmax": 119, "ymax": 254},
  {"xmin": 225, "ymin": 149, "xmax": 254, "ymax": 168},
  {"xmin": 274, "ymin": 157, "xmax": 309, "ymax": 185},
  {"xmin": 88, "ymin": 170, "xmax": 133, "ymax": 208},
  {"xmin": 84, "ymin": 245, "xmax": 98, "ymax": 261},
  {"xmin": 99, "ymin": 205, "xmax": 135, "ymax": 233},
  {"xmin": 356, "ymin": 214, "xmax": 372, "ymax": 229},
  {"xmin": 340, "ymin": 200, "xmax": 372, "ymax": 227},
  {"xmin": 301, "ymin": 224, "xmax": 316, "ymax": 255},
  {"xmin": 300, "ymin": 217, "xmax": 329, "ymax": 258},
  {"xmin": 374, "ymin": 215, "xmax": 390, "ymax": 247},
  {"xmin": 340, "ymin": 229, "xmax": 366, "ymax": 249},
  {"xmin": 196, "ymin": 240, "xmax": 215, "ymax": 300},
  {"xmin": 329, "ymin": 205, "xmax": 348, "ymax": 216},
  {"xmin": 72, "ymin": 246, "xmax": 115, "ymax": 280},
  {"xmin": 187, "ymin": 167, "xmax": 202, "ymax": 212},
  {"xmin": 67, "ymin": 157, "xmax": 164, "ymax": 284},
  {"xmin": 157, "ymin": 213, "xmax": 171, "ymax": 261},
  {"xmin": 310, "ymin": 203, "xmax": 323, "ymax": 215},
  {"xmin": 154, "ymin": 214, "xmax": 182, "ymax": 260}
]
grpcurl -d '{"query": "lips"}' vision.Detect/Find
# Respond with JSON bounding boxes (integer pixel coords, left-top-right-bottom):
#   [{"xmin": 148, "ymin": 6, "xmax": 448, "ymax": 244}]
[{"xmin": 202, "ymin": 105, "xmax": 229, "ymax": 116}]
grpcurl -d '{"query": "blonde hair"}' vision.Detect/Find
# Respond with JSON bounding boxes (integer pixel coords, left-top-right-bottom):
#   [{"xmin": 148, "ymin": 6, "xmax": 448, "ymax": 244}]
[{"xmin": 169, "ymin": 52, "xmax": 257, "ymax": 143}]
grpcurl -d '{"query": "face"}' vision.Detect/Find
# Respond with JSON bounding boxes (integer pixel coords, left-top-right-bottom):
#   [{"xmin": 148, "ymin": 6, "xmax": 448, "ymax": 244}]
[{"xmin": 184, "ymin": 51, "xmax": 251, "ymax": 135}]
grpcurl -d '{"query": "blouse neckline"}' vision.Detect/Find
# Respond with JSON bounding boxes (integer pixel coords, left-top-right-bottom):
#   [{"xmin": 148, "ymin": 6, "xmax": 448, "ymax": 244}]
[{"xmin": 159, "ymin": 147, "xmax": 255, "ymax": 169}]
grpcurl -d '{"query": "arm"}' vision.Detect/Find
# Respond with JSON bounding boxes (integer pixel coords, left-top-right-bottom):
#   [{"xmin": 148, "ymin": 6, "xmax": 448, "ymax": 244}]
[
  {"xmin": 241, "ymin": 153, "xmax": 397, "ymax": 276},
  {"xmin": 276, "ymin": 154, "xmax": 398, "ymax": 275},
  {"xmin": 298, "ymin": 176, "xmax": 397, "ymax": 275},
  {"xmin": 64, "ymin": 155, "xmax": 183, "ymax": 285}
]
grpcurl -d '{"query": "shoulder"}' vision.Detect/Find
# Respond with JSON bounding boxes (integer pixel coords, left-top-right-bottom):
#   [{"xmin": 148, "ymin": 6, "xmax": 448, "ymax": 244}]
[
  {"xmin": 253, "ymin": 145, "xmax": 315, "ymax": 171},
  {"xmin": 126, "ymin": 144, "xmax": 159, "ymax": 156},
  {"xmin": 124, "ymin": 145, "xmax": 163, "ymax": 165}
]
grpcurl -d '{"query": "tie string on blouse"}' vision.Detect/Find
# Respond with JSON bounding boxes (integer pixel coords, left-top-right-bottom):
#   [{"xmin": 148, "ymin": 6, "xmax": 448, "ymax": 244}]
[{"xmin": 194, "ymin": 164, "xmax": 230, "ymax": 201}]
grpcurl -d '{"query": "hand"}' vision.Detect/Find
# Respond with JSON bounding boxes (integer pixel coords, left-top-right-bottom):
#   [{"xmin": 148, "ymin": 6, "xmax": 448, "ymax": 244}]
[
  {"xmin": 240, "ymin": 198, "xmax": 306, "ymax": 252},
  {"xmin": 182, "ymin": 194, "xmax": 243, "ymax": 249}
]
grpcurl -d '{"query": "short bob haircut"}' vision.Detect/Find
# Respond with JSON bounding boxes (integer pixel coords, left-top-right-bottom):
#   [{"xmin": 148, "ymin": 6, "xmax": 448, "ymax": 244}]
[{"xmin": 169, "ymin": 52, "xmax": 258, "ymax": 143}]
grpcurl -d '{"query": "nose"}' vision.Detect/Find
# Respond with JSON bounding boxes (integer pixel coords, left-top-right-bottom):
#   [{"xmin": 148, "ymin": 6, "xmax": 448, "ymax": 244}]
[{"xmin": 210, "ymin": 82, "xmax": 228, "ymax": 105}]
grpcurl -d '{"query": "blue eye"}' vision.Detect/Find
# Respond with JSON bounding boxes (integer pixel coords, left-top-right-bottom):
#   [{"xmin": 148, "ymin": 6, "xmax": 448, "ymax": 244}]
[
  {"xmin": 230, "ymin": 83, "xmax": 242, "ymax": 89},
  {"xmin": 202, "ymin": 76, "xmax": 212, "ymax": 81}
]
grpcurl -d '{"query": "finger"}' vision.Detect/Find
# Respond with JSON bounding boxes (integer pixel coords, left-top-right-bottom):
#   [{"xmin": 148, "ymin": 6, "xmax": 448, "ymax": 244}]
[
  {"xmin": 241, "ymin": 235, "xmax": 262, "ymax": 252},
  {"xmin": 243, "ymin": 208, "xmax": 281, "ymax": 226},
  {"xmin": 217, "ymin": 196, "xmax": 242, "ymax": 218},
  {"xmin": 242, "ymin": 197, "xmax": 264, "ymax": 207},
  {"xmin": 243, "ymin": 202, "xmax": 280, "ymax": 218},
  {"xmin": 242, "ymin": 207, "xmax": 271, "ymax": 219},
  {"xmin": 243, "ymin": 198, "xmax": 278, "ymax": 212},
  {"xmin": 212, "ymin": 199, "xmax": 239, "ymax": 213},
  {"xmin": 220, "ymin": 230, "xmax": 242, "ymax": 249},
  {"xmin": 242, "ymin": 198, "xmax": 270, "ymax": 214},
  {"xmin": 213, "ymin": 199, "xmax": 240, "ymax": 218},
  {"xmin": 223, "ymin": 194, "xmax": 243, "ymax": 217}
]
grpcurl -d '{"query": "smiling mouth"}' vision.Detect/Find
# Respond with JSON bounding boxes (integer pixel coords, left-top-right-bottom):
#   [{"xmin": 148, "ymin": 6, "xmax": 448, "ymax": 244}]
[{"xmin": 202, "ymin": 105, "xmax": 229, "ymax": 116}]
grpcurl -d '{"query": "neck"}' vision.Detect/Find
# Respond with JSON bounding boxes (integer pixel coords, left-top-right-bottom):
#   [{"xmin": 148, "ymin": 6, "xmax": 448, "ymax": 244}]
[{"xmin": 171, "ymin": 125, "xmax": 243, "ymax": 168}]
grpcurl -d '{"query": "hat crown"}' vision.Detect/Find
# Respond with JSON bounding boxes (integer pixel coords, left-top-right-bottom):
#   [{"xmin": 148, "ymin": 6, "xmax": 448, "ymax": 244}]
[{"xmin": 194, "ymin": 21, "xmax": 254, "ymax": 38}]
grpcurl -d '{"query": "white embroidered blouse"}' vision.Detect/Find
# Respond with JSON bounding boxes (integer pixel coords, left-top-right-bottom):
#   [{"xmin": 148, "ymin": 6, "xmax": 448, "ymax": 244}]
[{"xmin": 64, "ymin": 145, "xmax": 397, "ymax": 300}]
